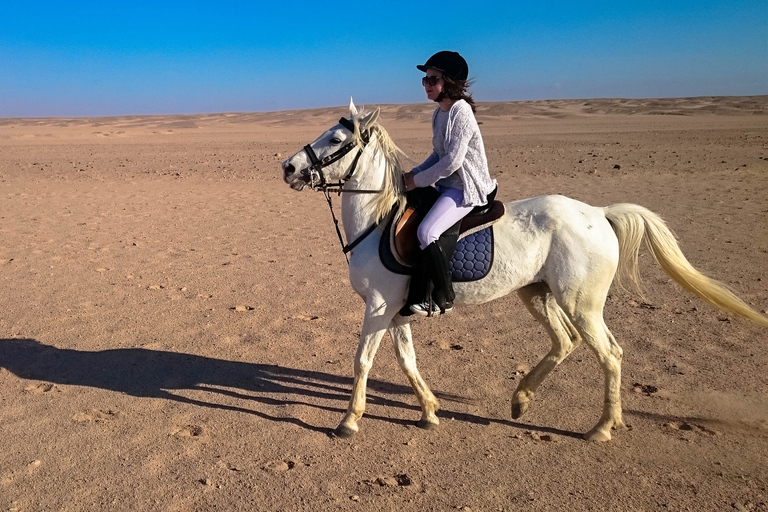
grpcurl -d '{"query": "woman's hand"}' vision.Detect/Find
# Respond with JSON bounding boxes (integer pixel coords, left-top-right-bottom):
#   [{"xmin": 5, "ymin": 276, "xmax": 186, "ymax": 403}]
[{"xmin": 403, "ymin": 172, "xmax": 417, "ymax": 191}]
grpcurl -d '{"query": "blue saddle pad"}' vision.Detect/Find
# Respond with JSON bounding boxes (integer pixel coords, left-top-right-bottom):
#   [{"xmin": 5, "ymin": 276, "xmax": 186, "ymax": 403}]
[{"xmin": 450, "ymin": 228, "xmax": 494, "ymax": 282}]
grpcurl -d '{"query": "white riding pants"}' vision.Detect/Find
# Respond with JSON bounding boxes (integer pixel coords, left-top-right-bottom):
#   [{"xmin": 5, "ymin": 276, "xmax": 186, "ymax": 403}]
[{"xmin": 417, "ymin": 187, "xmax": 474, "ymax": 250}]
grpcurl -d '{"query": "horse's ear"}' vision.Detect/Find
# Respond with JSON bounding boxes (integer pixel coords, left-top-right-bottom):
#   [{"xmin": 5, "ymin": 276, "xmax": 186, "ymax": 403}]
[
  {"xmin": 360, "ymin": 107, "xmax": 380, "ymax": 131},
  {"xmin": 349, "ymin": 98, "xmax": 358, "ymax": 117}
]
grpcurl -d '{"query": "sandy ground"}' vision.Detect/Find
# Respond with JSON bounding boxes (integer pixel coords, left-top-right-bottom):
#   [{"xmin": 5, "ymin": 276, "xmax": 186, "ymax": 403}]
[{"xmin": 1, "ymin": 96, "xmax": 767, "ymax": 511}]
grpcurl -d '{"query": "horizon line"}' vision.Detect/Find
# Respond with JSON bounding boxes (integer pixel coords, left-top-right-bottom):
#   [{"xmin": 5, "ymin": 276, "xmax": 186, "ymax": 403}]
[{"xmin": 2, "ymin": 94, "xmax": 766, "ymax": 121}]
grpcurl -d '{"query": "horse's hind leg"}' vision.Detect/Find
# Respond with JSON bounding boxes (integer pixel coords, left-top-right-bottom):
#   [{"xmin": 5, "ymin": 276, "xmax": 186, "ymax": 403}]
[
  {"xmin": 566, "ymin": 305, "xmax": 627, "ymax": 442},
  {"xmin": 512, "ymin": 282, "xmax": 582, "ymax": 419},
  {"xmin": 388, "ymin": 315, "xmax": 440, "ymax": 430}
]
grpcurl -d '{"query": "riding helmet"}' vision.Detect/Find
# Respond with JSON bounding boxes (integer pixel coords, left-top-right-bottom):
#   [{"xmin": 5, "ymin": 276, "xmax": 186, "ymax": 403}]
[{"xmin": 417, "ymin": 51, "xmax": 469, "ymax": 81}]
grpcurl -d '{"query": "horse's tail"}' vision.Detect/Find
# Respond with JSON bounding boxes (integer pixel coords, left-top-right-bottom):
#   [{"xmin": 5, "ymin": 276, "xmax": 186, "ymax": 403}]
[{"xmin": 603, "ymin": 203, "xmax": 768, "ymax": 327}]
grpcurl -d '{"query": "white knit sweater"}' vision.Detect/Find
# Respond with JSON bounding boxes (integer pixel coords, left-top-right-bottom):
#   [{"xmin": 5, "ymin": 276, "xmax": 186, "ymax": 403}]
[{"xmin": 412, "ymin": 99, "xmax": 497, "ymax": 207}]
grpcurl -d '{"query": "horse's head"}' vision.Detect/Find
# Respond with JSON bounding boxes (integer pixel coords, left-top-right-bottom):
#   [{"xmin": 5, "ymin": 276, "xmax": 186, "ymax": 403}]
[{"xmin": 282, "ymin": 99, "xmax": 379, "ymax": 191}]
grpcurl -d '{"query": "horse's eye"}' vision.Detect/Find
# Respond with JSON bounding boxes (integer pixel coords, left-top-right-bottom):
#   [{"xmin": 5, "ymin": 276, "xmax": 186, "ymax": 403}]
[{"xmin": 330, "ymin": 138, "xmax": 342, "ymax": 145}]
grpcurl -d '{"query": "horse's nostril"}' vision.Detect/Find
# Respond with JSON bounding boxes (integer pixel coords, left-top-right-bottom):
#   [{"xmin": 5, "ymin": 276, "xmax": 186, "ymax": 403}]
[{"xmin": 284, "ymin": 163, "xmax": 295, "ymax": 175}]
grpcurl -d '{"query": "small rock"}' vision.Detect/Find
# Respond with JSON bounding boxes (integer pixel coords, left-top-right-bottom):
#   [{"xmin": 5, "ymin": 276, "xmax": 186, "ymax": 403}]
[
  {"xmin": 512, "ymin": 363, "xmax": 530, "ymax": 375},
  {"xmin": 700, "ymin": 426, "xmax": 722, "ymax": 436},
  {"xmin": 631, "ymin": 383, "xmax": 658, "ymax": 395},
  {"xmin": 148, "ymin": 285, "xmax": 163, "ymax": 290},
  {"xmin": 216, "ymin": 460, "xmax": 243, "ymax": 472},
  {"xmin": 376, "ymin": 476, "xmax": 399, "ymax": 487},
  {"xmin": 201, "ymin": 478, "xmax": 212, "ymax": 486},
  {"xmin": 613, "ymin": 164, "xmax": 621, "ymax": 169},
  {"xmin": 678, "ymin": 422, "xmax": 695, "ymax": 431},
  {"xmin": 234, "ymin": 305, "xmax": 248, "ymax": 312},
  {"xmin": 96, "ymin": 268, "xmax": 108, "ymax": 273},
  {"xmin": 733, "ymin": 502, "xmax": 748, "ymax": 512},
  {"xmin": 395, "ymin": 474, "xmax": 413, "ymax": 486},
  {"xmin": 539, "ymin": 434, "xmax": 557, "ymax": 442},
  {"xmin": 350, "ymin": 495, "xmax": 360, "ymax": 501}
]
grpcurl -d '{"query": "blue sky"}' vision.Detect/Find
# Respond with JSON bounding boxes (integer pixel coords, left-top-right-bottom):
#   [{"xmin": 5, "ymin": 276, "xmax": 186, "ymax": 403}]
[{"xmin": 1, "ymin": 1, "xmax": 766, "ymax": 117}]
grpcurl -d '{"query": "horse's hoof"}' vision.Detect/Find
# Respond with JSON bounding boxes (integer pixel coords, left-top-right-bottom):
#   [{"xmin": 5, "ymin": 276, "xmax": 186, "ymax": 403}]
[
  {"xmin": 416, "ymin": 418, "xmax": 438, "ymax": 431},
  {"xmin": 584, "ymin": 428, "xmax": 611, "ymax": 442},
  {"xmin": 511, "ymin": 400, "xmax": 529, "ymax": 419},
  {"xmin": 334, "ymin": 425, "xmax": 357, "ymax": 439}
]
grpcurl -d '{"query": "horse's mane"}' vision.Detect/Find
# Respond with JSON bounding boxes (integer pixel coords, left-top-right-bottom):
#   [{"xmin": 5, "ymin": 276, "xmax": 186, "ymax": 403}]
[{"xmin": 350, "ymin": 110, "xmax": 407, "ymax": 223}]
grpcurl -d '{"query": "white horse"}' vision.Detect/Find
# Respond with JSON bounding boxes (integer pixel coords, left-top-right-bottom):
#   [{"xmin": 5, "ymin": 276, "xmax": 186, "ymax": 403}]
[{"xmin": 281, "ymin": 100, "xmax": 768, "ymax": 442}]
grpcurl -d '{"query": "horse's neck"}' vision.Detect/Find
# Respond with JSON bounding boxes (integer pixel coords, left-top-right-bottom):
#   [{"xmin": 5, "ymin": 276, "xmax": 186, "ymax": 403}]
[{"xmin": 341, "ymin": 143, "xmax": 386, "ymax": 239}]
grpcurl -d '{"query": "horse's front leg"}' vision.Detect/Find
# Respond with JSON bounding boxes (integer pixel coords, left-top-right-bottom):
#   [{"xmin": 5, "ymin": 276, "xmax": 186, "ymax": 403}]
[
  {"xmin": 388, "ymin": 314, "xmax": 440, "ymax": 430},
  {"xmin": 335, "ymin": 295, "xmax": 393, "ymax": 438}
]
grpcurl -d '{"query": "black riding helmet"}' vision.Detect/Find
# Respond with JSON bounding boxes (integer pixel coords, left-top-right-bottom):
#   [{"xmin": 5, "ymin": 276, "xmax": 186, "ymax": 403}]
[{"xmin": 417, "ymin": 51, "xmax": 469, "ymax": 81}]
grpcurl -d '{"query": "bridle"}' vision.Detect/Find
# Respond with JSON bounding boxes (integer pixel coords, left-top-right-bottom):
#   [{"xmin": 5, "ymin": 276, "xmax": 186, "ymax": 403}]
[
  {"xmin": 299, "ymin": 117, "xmax": 387, "ymax": 264},
  {"xmin": 301, "ymin": 117, "xmax": 380, "ymax": 194}
]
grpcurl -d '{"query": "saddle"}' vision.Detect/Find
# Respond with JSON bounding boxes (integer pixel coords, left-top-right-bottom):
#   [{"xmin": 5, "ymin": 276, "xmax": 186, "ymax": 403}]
[{"xmin": 390, "ymin": 187, "xmax": 505, "ymax": 267}]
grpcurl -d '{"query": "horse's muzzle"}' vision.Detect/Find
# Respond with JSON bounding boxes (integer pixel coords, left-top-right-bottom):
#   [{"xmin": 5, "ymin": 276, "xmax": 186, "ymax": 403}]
[{"xmin": 282, "ymin": 162, "xmax": 309, "ymax": 191}]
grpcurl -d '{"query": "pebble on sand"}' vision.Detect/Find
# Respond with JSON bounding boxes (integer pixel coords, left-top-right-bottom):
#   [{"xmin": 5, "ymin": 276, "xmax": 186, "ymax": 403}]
[
  {"xmin": 376, "ymin": 476, "xmax": 399, "ymax": 487},
  {"xmin": 512, "ymin": 363, "xmax": 530, "ymax": 375}
]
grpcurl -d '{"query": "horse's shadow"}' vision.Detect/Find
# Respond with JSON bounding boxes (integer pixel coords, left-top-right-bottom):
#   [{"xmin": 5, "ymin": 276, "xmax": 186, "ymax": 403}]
[{"xmin": 1, "ymin": 338, "xmax": 551, "ymax": 436}]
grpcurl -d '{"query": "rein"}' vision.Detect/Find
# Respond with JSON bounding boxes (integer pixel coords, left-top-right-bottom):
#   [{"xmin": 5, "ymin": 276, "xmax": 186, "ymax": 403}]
[{"xmin": 302, "ymin": 117, "xmax": 385, "ymax": 264}]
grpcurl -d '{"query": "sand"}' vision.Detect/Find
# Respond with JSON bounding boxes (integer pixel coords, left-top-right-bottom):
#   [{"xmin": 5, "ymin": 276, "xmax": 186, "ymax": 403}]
[{"xmin": 1, "ymin": 96, "xmax": 767, "ymax": 511}]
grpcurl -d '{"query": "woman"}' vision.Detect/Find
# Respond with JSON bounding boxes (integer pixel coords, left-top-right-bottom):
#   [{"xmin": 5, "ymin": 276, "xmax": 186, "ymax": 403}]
[{"xmin": 402, "ymin": 51, "xmax": 497, "ymax": 316}]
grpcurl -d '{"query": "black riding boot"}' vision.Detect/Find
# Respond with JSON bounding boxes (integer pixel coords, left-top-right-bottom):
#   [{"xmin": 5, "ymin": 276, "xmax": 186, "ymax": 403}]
[
  {"xmin": 425, "ymin": 241, "xmax": 455, "ymax": 313},
  {"xmin": 399, "ymin": 248, "xmax": 429, "ymax": 317},
  {"xmin": 410, "ymin": 241, "xmax": 455, "ymax": 316}
]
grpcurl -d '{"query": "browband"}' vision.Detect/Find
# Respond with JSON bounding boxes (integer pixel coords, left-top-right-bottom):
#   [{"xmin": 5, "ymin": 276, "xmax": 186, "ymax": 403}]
[{"xmin": 339, "ymin": 117, "xmax": 355, "ymax": 132}]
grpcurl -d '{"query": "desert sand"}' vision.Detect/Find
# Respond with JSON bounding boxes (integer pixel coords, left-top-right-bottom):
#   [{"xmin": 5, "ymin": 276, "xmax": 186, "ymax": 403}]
[{"xmin": 1, "ymin": 96, "xmax": 767, "ymax": 511}]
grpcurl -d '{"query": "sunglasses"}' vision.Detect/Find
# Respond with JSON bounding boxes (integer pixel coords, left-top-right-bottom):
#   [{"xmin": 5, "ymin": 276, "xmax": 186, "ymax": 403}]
[{"xmin": 421, "ymin": 75, "xmax": 442, "ymax": 86}]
